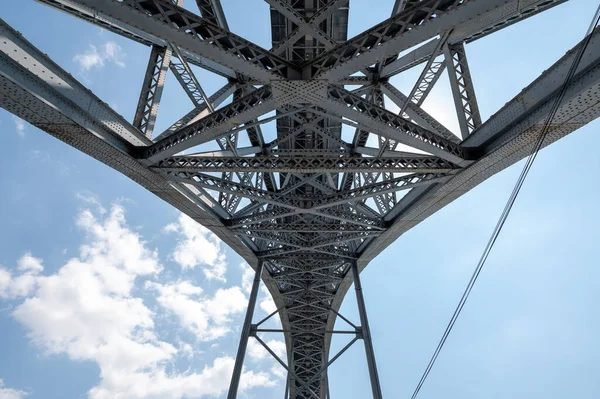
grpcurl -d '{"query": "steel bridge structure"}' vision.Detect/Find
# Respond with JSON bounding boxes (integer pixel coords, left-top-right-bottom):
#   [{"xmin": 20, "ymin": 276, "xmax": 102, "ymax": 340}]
[{"xmin": 1, "ymin": 0, "xmax": 599, "ymax": 398}]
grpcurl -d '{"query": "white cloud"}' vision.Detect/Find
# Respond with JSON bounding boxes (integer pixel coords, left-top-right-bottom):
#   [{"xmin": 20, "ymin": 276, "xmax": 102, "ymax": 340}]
[
  {"xmin": 12, "ymin": 116, "xmax": 25, "ymax": 137},
  {"xmin": 0, "ymin": 253, "xmax": 44, "ymax": 299},
  {"xmin": 103, "ymin": 42, "xmax": 126, "ymax": 68},
  {"xmin": 259, "ymin": 287, "xmax": 277, "ymax": 315},
  {"xmin": 247, "ymin": 338, "xmax": 286, "ymax": 361},
  {"xmin": 147, "ymin": 281, "xmax": 247, "ymax": 341},
  {"xmin": 240, "ymin": 265, "xmax": 279, "ymax": 324},
  {"xmin": 270, "ymin": 365, "xmax": 287, "ymax": 380},
  {"xmin": 73, "ymin": 42, "xmax": 126, "ymax": 72},
  {"xmin": 12, "ymin": 205, "xmax": 163, "ymax": 362},
  {"xmin": 5, "ymin": 203, "xmax": 274, "ymax": 398},
  {"xmin": 0, "ymin": 379, "xmax": 28, "ymax": 399},
  {"xmin": 17, "ymin": 253, "xmax": 43, "ymax": 274},
  {"xmin": 164, "ymin": 214, "xmax": 227, "ymax": 282},
  {"xmin": 76, "ymin": 192, "xmax": 107, "ymax": 215},
  {"xmin": 240, "ymin": 263, "xmax": 254, "ymax": 294}
]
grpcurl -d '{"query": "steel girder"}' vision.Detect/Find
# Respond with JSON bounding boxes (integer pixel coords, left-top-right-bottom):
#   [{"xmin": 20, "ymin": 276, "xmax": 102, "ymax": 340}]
[
  {"xmin": 153, "ymin": 155, "xmax": 458, "ymax": 173},
  {"xmin": 133, "ymin": 45, "xmax": 173, "ymax": 138},
  {"xmin": 1, "ymin": 1, "xmax": 598, "ymax": 398},
  {"xmin": 444, "ymin": 42, "xmax": 482, "ymax": 139}
]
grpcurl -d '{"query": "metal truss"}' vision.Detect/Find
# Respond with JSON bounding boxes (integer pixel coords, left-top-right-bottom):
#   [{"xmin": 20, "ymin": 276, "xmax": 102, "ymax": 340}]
[
  {"xmin": 133, "ymin": 45, "xmax": 172, "ymax": 137},
  {"xmin": 444, "ymin": 42, "xmax": 482, "ymax": 139},
  {"xmin": 2, "ymin": 0, "xmax": 598, "ymax": 397},
  {"xmin": 154, "ymin": 155, "xmax": 457, "ymax": 173}
]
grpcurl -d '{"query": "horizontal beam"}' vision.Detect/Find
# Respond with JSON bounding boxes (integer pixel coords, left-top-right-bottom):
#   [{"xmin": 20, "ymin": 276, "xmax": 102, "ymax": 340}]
[{"xmin": 154, "ymin": 155, "xmax": 458, "ymax": 173}]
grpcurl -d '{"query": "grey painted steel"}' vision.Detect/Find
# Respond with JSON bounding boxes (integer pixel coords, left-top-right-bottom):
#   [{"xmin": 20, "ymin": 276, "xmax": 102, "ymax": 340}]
[
  {"xmin": 306, "ymin": 0, "xmax": 566, "ymax": 81},
  {"xmin": 400, "ymin": 30, "xmax": 451, "ymax": 116},
  {"xmin": 45, "ymin": 0, "xmax": 297, "ymax": 81},
  {"xmin": 134, "ymin": 45, "xmax": 172, "ymax": 138},
  {"xmin": 169, "ymin": 44, "xmax": 214, "ymax": 111},
  {"xmin": 35, "ymin": 0, "xmax": 238, "ymax": 78},
  {"xmin": 154, "ymin": 82, "xmax": 236, "ymax": 141},
  {"xmin": 380, "ymin": 82, "xmax": 458, "ymax": 143},
  {"xmin": 351, "ymin": 261, "xmax": 383, "ymax": 399},
  {"xmin": 227, "ymin": 261, "xmax": 264, "ymax": 399},
  {"xmin": 2, "ymin": 1, "xmax": 599, "ymax": 398},
  {"xmin": 195, "ymin": 0, "xmax": 229, "ymax": 29},
  {"xmin": 444, "ymin": 42, "xmax": 482, "ymax": 139},
  {"xmin": 154, "ymin": 155, "xmax": 458, "ymax": 174}
]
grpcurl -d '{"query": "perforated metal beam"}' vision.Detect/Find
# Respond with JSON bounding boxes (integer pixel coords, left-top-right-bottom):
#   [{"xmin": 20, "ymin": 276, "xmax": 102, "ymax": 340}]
[
  {"xmin": 444, "ymin": 42, "xmax": 482, "ymax": 139},
  {"xmin": 133, "ymin": 45, "xmax": 172, "ymax": 138},
  {"xmin": 154, "ymin": 155, "xmax": 457, "ymax": 173}
]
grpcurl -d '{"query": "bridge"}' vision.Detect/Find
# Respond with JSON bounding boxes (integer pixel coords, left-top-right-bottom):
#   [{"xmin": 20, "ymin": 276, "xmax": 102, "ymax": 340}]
[{"xmin": 0, "ymin": 1, "xmax": 599, "ymax": 398}]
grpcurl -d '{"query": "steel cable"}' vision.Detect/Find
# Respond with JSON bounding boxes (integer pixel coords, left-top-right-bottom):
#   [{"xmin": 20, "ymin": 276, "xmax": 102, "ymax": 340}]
[{"xmin": 409, "ymin": 6, "xmax": 600, "ymax": 398}]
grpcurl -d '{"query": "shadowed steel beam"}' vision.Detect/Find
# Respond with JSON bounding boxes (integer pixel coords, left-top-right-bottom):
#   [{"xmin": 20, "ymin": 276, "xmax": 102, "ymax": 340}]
[
  {"xmin": 227, "ymin": 261, "xmax": 263, "ymax": 399},
  {"xmin": 195, "ymin": 0, "xmax": 229, "ymax": 29},
  {"xmin": 266, "ymin": 0, "xmax": 338, "ymax": 51},
  {"xmin": 394, "ymin": 0, "xmax": 420, "ymax": 12},
  {"xmin": 270, "ymin": 0, "xmax": 348, "ymax": 55},
  {"xmin": 351, "ymin": 260, "xmax": 383, "ymax": 399},
  {"xmin": 169, "ymin": 44, "xmax": 214, "ymax": 110},
  {"xmin": 380, "ymin": 0, "xmax": 567, "ymax": 79},
  {"xmin": 133, "ymin": 45, "xmax": 172, "ymax": 138},
  {"xmin": 131, "ymin": 0, "xmax": 183, "ymax": 139},
  {"xmin": 381, "ymin": 39, "xmax": 441, "ymax": 78},
  {"xmin": 444, "ymin": 42, "xmax": 482, "ymax": 139},
  {"xmin": 307, "ymin": 0, "xmax": 503, "ymax": 80}
]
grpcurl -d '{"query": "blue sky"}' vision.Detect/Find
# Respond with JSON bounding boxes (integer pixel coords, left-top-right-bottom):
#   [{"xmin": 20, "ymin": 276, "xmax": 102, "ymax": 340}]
[{"xmin": 0, "ymin": 1, "xmax": 599, "ymax": 398}]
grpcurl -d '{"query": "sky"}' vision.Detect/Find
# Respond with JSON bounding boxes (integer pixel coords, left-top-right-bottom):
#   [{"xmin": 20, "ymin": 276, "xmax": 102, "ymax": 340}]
[{"xmin": 0, "ymin": 1, "xmax": 599, "ymax": 398}]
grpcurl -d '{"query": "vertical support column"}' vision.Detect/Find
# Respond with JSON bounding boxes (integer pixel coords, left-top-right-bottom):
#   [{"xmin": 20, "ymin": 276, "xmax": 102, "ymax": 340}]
[
  {"xmin": 444, "ymin": 42, "xmax": 482, "ymax": 139},
  {"xmin": 133, "ymin": 45, "xmax": 172, "ymax": 138},
  {"xmin": 283, "ymin": 372, "xmax": 289, "ymax": 399},
  {"xmin": 351, "ymin": 260, "xmax": 383, "ymax": 399},
  {"xmin": 227, "ymin": 261, "xmax": 264, "ymax": 399}
]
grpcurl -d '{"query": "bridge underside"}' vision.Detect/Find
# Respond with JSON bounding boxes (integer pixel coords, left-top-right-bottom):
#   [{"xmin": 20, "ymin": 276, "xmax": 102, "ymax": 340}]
[{"xmin": 1, "ymin": 1, "xmax": 599, "ymax": 398}]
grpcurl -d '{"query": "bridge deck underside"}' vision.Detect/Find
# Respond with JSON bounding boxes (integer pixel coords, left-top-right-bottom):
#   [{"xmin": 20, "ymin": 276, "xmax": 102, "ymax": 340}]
[{"xmin": 1, "ymin": 1, "xmax": 599, "ymax": 398}]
